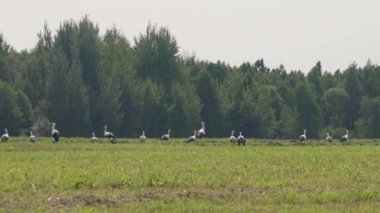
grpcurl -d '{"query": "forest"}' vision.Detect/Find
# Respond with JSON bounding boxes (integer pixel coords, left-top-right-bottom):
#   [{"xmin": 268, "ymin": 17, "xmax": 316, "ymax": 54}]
[{"xmin": 1, "ymin": 16, "xmax": 380, "ymax": 139}]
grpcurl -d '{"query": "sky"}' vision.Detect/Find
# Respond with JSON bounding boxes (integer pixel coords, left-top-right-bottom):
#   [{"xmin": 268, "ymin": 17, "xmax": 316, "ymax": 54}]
[{"xmin": 1, "ymin": 0, "xmax": 380, "ymax": 72}]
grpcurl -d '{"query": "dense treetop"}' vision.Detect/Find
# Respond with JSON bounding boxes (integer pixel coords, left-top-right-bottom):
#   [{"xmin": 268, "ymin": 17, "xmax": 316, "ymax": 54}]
[{"xmin": 1, "ymin": 17, "xmax": 379, "ymax": 139}]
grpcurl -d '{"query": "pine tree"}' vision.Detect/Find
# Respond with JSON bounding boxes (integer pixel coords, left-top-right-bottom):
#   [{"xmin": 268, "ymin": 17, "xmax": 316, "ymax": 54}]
[
  {"xmin": 344, "ymin": 64, "xmax": 362, "ymax": 130},
  {"xmin": 295, "ymin": 81, "xmax": 322, "ymax": 138}
]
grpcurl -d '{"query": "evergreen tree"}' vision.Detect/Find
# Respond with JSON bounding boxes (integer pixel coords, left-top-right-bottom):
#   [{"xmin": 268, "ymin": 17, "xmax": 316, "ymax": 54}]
[
  {"xmin": 307, "ymin": 61, "xmax": 324, "ymax": 101},
  {"xmin": 0, "ymin": 80, "xmax": 22, "ymax": 134},
  {"xmin": 357, "ymin": 96, "xmax": 380, "ymax": 138},
  {"xmin": 134, "ymin": 23, "xmax": 179, "ymax": 87},
  {"xmin": 322, "ymin": 88, "xmax": 349, "ymax": 129},
  {"xmin": 362, "ymin": 60, "xmax": 380, "ymax": 98},
  {"xmin": 239, "ymin": 85, "xmax": 276, "ymax": 138},
  {"xmin": 295, "ymin": 81, "xmax": 322, "ymax": 138},
  {"xmin": 99, "ymin": 27, "xmax": 132, "ymax": 135},
  {"xmin": 15, "ymin": 90, "xmax": 32, "ymax": 133},
  {"xmin": 344, "ymin": 64, "xmax": 362, "ymax": 130},
  {"xmin": 46, "ymin": 50, "xmax": 90, "ymax": 136},
  {"xmin": 0, "ymin": 33, "xmax": 13, "ymax": 82},
  {"xmin": 197, "ymin": 70, "xmax": 223, "ymax": 137}
]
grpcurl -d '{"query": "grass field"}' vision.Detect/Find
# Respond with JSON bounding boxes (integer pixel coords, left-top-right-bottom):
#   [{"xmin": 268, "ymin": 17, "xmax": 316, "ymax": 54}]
[{"xmin": 1, "ymin": 137, "xmax": 380, "ymax": 212}]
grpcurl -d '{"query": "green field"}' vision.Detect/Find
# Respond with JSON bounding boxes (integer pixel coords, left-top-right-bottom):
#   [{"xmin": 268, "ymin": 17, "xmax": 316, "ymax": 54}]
[{"xmin": 1, "ymin": 138, "xmax": 380, "ymax": 212}]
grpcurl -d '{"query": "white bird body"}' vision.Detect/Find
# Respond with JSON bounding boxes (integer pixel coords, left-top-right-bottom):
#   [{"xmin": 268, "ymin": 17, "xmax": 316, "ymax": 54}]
[
  {"xmin": 196, "ymin": 122, "xmax": 206, "ymax": 138},
  {"xmin": 326, "ymin": 132, "xmax": 333, "ymax": 143},
  {"xmin": 51, "ymin": 122, "xmax": 60, "ymax": 143},
  {"xmin": 237, "ymin": 131, "xmax": 246, "ymax": 146},
  {"xmin": 104, "ymin": 125, "xmax": 116, "ymax": 143},
  {"xmin": 299, "ymin": 129, "xmax": 307, "ymax": 141},
  {"xmin": 139, "ymin": 131, "xmax": 146, "ymax": 142},
  {"xmin": 340, "ymin": 129, "xmax": 349, "ymax": 142},
  {"xmin": 90, "ymin": 132, "xmax": 98, "ymax": 142},
  {"xmin": 229, "ymin": 130, "xmax": 237, "ymax": 144},
  {"xmin": 30, "ymin": 131, "xmax": 36, "ymax": 143},
  {"xmin": 186, "ymin": 130, "xmax": 197, "ymax": 143},
  {"xmin": 1, "ymin": 128, "xmax": 9, "ymax": 142},
  {"xmin": 160, "ymin": 129, "xmax": 171, "ymax": 141}
]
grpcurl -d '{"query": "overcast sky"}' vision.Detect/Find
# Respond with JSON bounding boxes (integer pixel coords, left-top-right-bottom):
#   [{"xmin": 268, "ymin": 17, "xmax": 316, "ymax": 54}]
[{"xmin": 1, "ymin": 0, "xmax": 379, "ymax": 72}]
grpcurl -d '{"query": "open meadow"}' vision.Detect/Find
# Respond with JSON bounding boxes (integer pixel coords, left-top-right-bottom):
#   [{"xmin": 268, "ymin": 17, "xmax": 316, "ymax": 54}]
[{"xmin": 1, "ymin": 137, "xmax": 380, "ymax": 212}]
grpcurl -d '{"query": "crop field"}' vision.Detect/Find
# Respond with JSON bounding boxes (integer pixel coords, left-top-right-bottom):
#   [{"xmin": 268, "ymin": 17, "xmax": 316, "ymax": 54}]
[{"xmin": 1, "ymin": 138, "xmax": 380, "ymax": 212}]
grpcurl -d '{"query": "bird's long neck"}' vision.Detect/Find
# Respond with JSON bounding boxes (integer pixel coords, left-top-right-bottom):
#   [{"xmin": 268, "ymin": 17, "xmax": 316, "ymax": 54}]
[
  {"xmin": 239, "ymin": 132, "xmax": 242, "ymax": 137},
  {"xmin": 142, "ymin": 131, "xmax": 145, "ymax": 136},
  {"xmin": 231, "ymin": 131, "xmax": 234, "ymax": 137},
  {"xmin": 104, "ymin": 126, "xmax": 107, "ymax": 133},
  {"xmin": 303, "ymin": 130, "xmax": 306, "ymax": 135},
  {"xmin": 30, "ymin": 131, "xmax": 33, "ymax": 136},
  {"xmin": 168, "ymin": 130, "xmax": 171, "ymax": 136},
  {"xmin": 5, "ymin": 129, "xmax": 8, "ymax": 134},
  {"xmin": 92, "ymin": 132, "xmax": 95, "ymax": 137},
  {"xmin": 194, "ymin": 130, "xmax": 197, "ymax": 136},
  {"xmin": 52, "ymin": 124, "xmax": 55, "ymax": 131}
]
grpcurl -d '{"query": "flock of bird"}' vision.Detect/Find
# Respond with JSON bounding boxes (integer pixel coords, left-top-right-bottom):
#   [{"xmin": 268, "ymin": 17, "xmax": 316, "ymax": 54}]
[
  {"xmin": 0, "ymin": 121, "xmax": 350, "ymax": 144},
  {"xmin": 299, "ymin": 129, "xmax": 349, "ymax": 142}
]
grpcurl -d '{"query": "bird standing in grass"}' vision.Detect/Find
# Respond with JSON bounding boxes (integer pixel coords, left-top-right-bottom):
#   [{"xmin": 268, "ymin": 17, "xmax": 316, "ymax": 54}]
[
  {"xmin": 326, "ymin": 132, "xmax": 333, "ymax": 143},
  {"xmin": 237, "ymin": 131, "xmax": 246, "ymax": 146},
  {"xmin": 229, "ymin": 130, "xmax": 237, "ymax": 144},
  {"xmin": 30, "ymin": 131, "xmax": 36, "ymax": 143},
  {"xmin": 160, "ymin": 129, "xmax": 171, "ymax": 141},
  {"xmin": 51, "ymin": 123, "xmax": 59, "ymax": 143},
  {"xmin": 186, "ymin": 130, "xmax": 197, "ymax": 143},
  {"xmin": 196, "ymin": 121, "xmax": 206, "ymax": 139},
  {"xmin": 90, "ymin": 132, "xmax": 98, "ymax": 142},
  {"xmin": 104, "ymin": 125, "xmax": 116, "ymax": 144},
  {"xmin": 1, "ymin": 128, "xmax": 9, "ymax": 142},
  {"xmin": 139, "ymin": 131, "xmax": 146, "ymax": 142},
  {"xmin": 340, "ymin": 129, "xmax": 349, "ymax": 142},
  {"xmin": 299, "ymin": 129, "xmax": 307, "ymax": 142}
]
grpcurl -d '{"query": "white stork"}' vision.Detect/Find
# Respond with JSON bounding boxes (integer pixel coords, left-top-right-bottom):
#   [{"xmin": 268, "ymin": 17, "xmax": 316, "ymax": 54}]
[
  {"xmin": 186, "ymin": 130, "xmax": 197, "ymax": 143},
  {"xmin": 160, "ymin": 129, "xmax": 171, "ymax": 141},
  {"xmin": 90, "ymin": 132, "xmax": 98, "ymax": 143},
  {"xmin": 51, "ymin": 122, "xmax": 59, "ymax": 143},
  {"xmin": 237, "ymin": 131, "xmax": 246, "ymax": 146},
  {"xmin": 229, "ymin": 130, "xmax": 237, "ymax": 144},
  {"xmin": 326, "ymin": 132, "xmax": 333, "ymax": 143},
  {"xmin": 1, "ymin": 128, "xmax": 9, "ymax": 142},
  {"xmin": 104, "ymin": 125, "xmax": 116, "ymax": 143},
  {"xmin": 196, "ymin": 121, "xmax": 206, "ymax": 138},
  {"xmin": 340, "ymin": 129, "xmax": 349, "ymax": 142},
  {"xmin": 30, "ymin": 131, "xmax": 36, "ymax": 143},
  {"xmin": 299, "ymin": 129, "xmax": 307, "ymax": 142},
  {"xmin": 139, "ymin": 131, "xmax": 146, "ymax": 142}
]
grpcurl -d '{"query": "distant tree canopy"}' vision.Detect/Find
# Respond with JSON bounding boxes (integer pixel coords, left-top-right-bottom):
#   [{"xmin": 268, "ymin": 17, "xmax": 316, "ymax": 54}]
[{"xmin": 1, "ymin": 18, "xmax": 380, "ymax": 139}]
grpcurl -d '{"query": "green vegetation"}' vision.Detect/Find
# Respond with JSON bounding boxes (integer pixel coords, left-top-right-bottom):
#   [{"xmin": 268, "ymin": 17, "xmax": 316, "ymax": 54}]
[
  {"xmin": 1, "ymin": 138, "xmax": 380, "ymax": 211},
  {"xmin": 1, "ymin": 17, "xmax": 380, "ymax": 138}
]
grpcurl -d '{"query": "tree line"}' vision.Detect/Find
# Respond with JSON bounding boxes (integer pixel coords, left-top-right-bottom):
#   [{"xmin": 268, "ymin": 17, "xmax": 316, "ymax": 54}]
[{"xmin": 1, "ymin": 17, "xmax": 380, "ymax": 139}]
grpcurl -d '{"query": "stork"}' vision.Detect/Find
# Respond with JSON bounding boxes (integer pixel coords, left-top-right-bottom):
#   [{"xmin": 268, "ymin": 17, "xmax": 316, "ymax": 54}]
[
  {"xmin": 340, "ymin": 129, "xmax": 349, "ymax": 142},
  {"xmin": 229, "ymin": 130, "xmax": 237, "ymax": 144},
  {"xmin": 160, "ymin": 129, "xmax": 171, "ymax": 141},
  {"xmin": 237, "ymin": 131, "xmax": 246, "ymax": 146},
  {"xmin": 51, "ymin": 122, "xmax": 59, "ymax": 143},
  {"xmin": 139, "ymin": 131, "xmax": 146, "ymax": 142},
  {"xmin": 30, "ymin": 131, "xmax": 36, "ymax": 143},
  {"xmin": 186, "ymin": 130, "xmax": 197, "ymax": 143},
  {"xmin": 326, "ymin": 132, "xmax": 333, "ymax": 143},
  {"xmin": 1, "ymin": 128, "xmax": 9, "ymax": 142},
  {"xmin": 90, "ymin": 132, "xmax": 98, "ymax": 143},
  {"xmin": 299, "ymin": 129, "xmax": 307, "ymax": 141},
  {"xmin": 196, "ymin": 121, "xmax": 206, "ymax": 139},
  {"xmin": 104, "ymin": 125, "xmax": 116, "ymax": 143}
]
